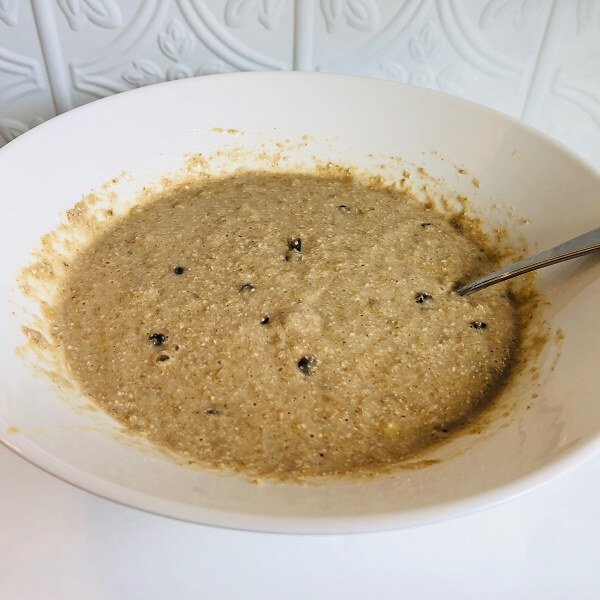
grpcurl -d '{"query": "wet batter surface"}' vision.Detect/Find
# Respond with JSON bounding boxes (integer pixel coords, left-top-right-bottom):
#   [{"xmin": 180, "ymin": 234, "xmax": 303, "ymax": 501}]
[{"xmin": 53, "ymin": 173, "xmax": 519, "ymax": 479}]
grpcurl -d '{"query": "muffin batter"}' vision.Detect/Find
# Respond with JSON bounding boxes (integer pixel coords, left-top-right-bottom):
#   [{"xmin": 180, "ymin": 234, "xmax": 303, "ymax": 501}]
[{"xmin": 53, "ymin": 173, "xmax": 519, "ymax": 478}]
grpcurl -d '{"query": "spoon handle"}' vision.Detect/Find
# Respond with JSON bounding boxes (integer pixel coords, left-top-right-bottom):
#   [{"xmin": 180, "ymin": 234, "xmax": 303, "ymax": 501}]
[{"xmin": 457, "ymin": 226, "xmax": 600, "ymax": 297}]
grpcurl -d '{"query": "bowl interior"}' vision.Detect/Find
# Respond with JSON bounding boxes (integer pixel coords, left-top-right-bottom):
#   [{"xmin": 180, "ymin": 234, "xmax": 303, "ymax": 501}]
[{"xmin": 1, "ymin": 73, "xmax": 599, "ymax": 533}]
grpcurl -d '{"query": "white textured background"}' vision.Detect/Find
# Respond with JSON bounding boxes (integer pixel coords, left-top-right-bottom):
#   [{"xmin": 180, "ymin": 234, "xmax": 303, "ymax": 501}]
[
  {"xmin": 1, "ymin": 2, "xmax": 600, "ymax": 598},
  {"xmin": 0, "ymin": 0, "xmax": 599, "ymax": 166}
]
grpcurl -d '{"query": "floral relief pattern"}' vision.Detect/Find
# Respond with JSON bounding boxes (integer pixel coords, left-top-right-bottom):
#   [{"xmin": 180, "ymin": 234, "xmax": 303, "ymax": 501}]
[
  {"xmin": 0, "ymin": 0, "xmax": 598, "ymax": 163},
  {"xmin": 224, "ymin": 0, "xmax": 287, "ymax": 30},
  {"xmin": 0, "ymin": 47, "xmax": 44, "ymax": 103},
  {"xmin": 376, "ymin": 62, "xmax": 407, "ymax": 82},
  {"xmin": 0, "ymin": 117, "xmax": 28, "ymax": 142},
  {"xmin": 378, "ymin": 59, "xmax": 466, "ymax": 96},
  {"xmin": 57, "ymin": 0, "xmax": 122, "ymax": 30},
  {"xmin": 121, "ymin": 17, "xmax": 234, "ymax": 89},
  {"xmin": 320, "ymin": 0, "xmax": 380, "ymax": 32},
  {"xmin": 195, "ymin": 60, "xmax": 232, "ymax": 76},
  {"xmin": 408, "ymin": 69, "xmax": 434, "ymax": 87},
  {"xmin": 376, "ymin": 18, "xmax": 471, "ymax": 98},
  {"xmin": 0, "ymin": 0, "xmax": 20, "ymax": 26},
  {"xmin": 178, "ymin": 0, "xmax": 289, "ymax": 70},
  {"xmin": 479, "ymin": 0, "xmax": 543, "ymax": 32},
  {"xmin": 158, "ymin": 19, "xmax": 195, "ymax": 62},
  {"xmin": 0, "ymin": 115, "xmax": 44, "ymax": 144},
  {"xmin": 409, "ymin": 23, "xmax": 443, "ymax": 63},
  {"xmin": 0, "ymin": 48, "xmax": 42, "ymax": 94},
  {"xmin": 121, "ymin": 59, "xmax": 163, "ymax": 87},
  {"xmin": 437, "ymin": 64, "xmax": 464, "ymax": 95}
]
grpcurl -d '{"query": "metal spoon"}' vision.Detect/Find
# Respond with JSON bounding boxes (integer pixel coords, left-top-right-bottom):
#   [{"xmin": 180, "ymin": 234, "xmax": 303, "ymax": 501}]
[{"xmin": 457, "ymin": 226, "xmax": 600, "ymax": 297}]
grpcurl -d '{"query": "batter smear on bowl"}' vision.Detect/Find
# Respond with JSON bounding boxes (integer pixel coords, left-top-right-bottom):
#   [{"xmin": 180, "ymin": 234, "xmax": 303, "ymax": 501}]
[{"xmin": 53, "ymin": 173, "xmax": 520, "ymax": 479}]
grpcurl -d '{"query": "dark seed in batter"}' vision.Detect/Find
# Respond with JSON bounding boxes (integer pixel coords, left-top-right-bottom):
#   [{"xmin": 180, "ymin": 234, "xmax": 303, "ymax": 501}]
[
  {"xmin": 298, "ymin": 355, "xmax": 317, "ymax": 375},
  {"xmin": 148, "ymin": 332, "xmax": 167, "ymax": 347},
  {"xmin": 415, "ymin": 292, "xmax": 434, "ymax": 304},
  {"xmin": 289, "ymin": 238, "xmax": 302, "ymax": 252}
]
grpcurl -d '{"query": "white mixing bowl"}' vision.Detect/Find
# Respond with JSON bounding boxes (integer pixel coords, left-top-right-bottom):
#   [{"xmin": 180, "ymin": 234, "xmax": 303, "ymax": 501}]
[{"xmin": 1, "ymin": 73, "xmax": 599, "ymax": 533}]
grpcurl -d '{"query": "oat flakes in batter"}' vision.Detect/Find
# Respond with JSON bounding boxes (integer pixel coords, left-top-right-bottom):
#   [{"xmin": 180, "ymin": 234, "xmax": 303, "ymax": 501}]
[{"xmin": 53, "ymin": 173, "xmax": 519, "ymax": 479}]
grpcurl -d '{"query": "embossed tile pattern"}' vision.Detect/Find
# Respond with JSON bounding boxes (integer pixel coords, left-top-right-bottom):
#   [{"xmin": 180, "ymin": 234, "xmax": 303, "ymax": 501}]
[
  {"xmin": 0, "ymin": 0, "xmax": 54, "ymax": 144},
  {"xmin": 0, "ymin": 0, "xmax": 598, "ymax": 166}
]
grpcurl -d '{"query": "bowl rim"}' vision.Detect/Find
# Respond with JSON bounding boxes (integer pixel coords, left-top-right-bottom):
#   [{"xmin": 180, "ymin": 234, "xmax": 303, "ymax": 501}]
[
  {"xmin": 2, "ymin": 426, "xmax": 599, "ymax": 534},
  {"xmin": 2, "ymin": 71, "xmax": 599, "ymax": 178},
  {"xmin": 1, "ymin": 71, "xmax": 599, "ymax": 534}
]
